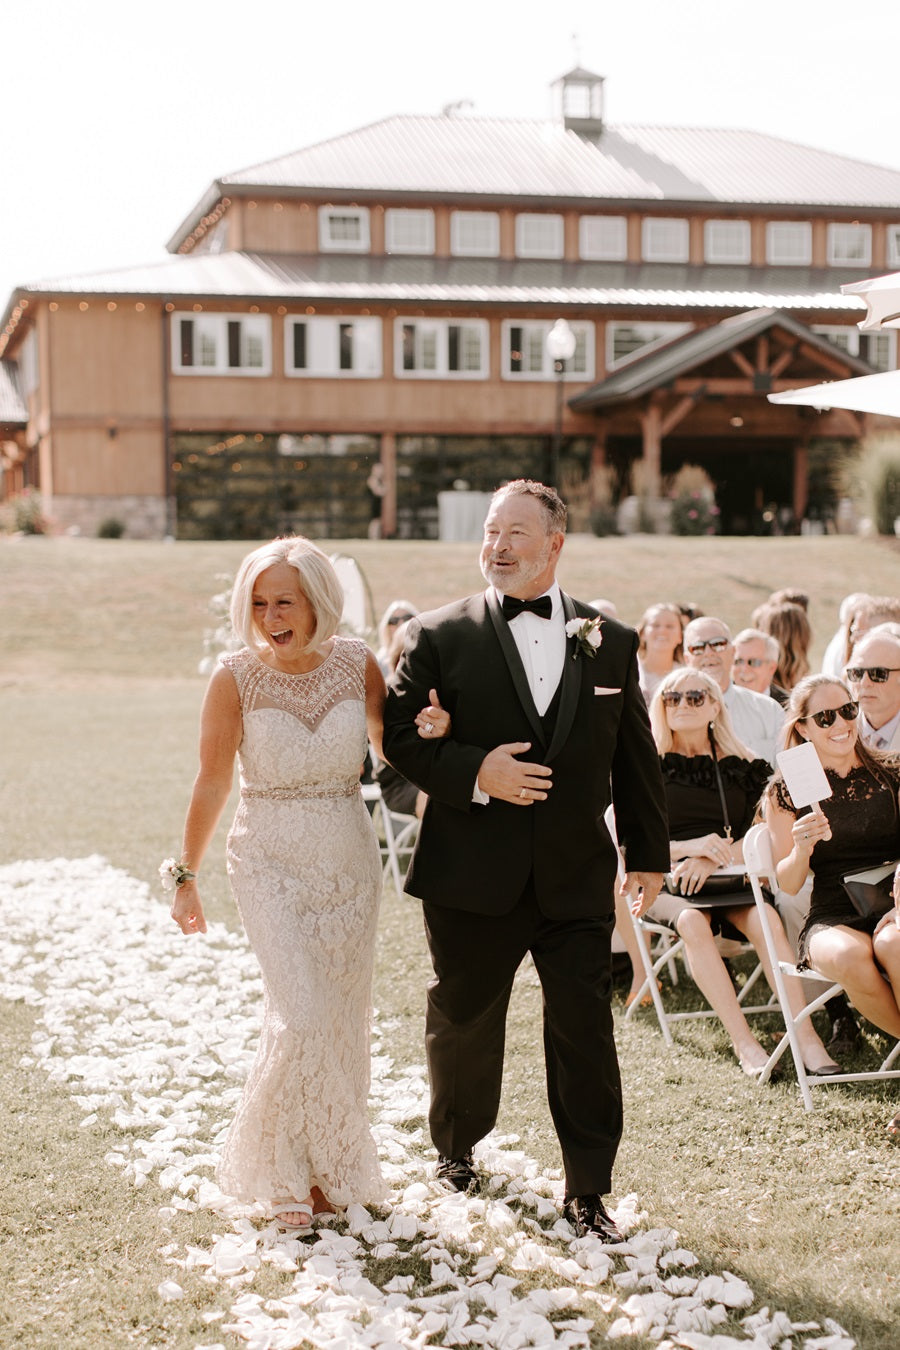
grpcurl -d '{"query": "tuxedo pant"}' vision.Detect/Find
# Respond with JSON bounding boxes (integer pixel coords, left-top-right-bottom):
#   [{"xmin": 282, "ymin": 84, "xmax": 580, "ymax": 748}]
[{"xmin": 422, "ymin": 878, "xmax": 622, "ymax": 1197}]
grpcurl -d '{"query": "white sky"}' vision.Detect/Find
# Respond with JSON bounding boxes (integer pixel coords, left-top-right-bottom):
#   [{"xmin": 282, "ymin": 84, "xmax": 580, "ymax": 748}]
[{"xmin": 3, "ymin": 0, "xmax": 900, "ymax": 308}]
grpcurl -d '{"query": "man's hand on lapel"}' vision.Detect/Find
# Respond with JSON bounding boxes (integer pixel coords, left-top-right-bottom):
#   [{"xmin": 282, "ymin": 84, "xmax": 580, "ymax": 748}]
[
  {"xmin": 619, "ymin": 872, "xmax": 664, "ymax": 917},
  {"xmin": 477, "ymin": 742, "xmax": 553, "ymax": 805}
]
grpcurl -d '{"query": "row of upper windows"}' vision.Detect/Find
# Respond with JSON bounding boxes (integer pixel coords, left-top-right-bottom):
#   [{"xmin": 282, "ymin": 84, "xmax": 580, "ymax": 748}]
[
  {"xmin": 173, "ymin": 313, "xmax": 897, "ymax": 380},
  {"xmin": 318, "ymin": 205, "xmax": 899, "ymax": 267}
]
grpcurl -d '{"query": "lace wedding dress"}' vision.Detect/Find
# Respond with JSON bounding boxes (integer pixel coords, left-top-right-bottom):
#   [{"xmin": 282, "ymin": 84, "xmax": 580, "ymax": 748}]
[{"xmin": 216, "ymin": 638, "xmax": 386, "ymax": 1210}]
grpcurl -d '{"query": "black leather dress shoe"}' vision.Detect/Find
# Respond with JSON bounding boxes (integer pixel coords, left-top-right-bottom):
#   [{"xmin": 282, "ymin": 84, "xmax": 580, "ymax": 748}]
[
  {"xmin": 563, "ymin": 1194, "xmax": 625, "ymax": 1243},
  {"xmin": 435, "ymin": 1152, "xmax": 478, "ymax": 1193}
]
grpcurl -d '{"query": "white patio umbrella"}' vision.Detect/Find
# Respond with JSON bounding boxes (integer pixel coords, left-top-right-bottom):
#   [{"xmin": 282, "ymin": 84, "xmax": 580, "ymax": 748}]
[
  {"xmin": 842, "ymin": 270, "xmax": 900, "ymax": 331},
  {"xmin": 769, "ymin": 367, "xmax": 900, "ymax": 416},
  {"xmin": 769, "ymin": 269, "xmax": 900, "ymax": 416}
]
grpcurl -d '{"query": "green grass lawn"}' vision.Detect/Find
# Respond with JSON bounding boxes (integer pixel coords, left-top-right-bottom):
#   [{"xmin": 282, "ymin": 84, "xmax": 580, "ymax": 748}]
[{"xmin": 1, "ymin": 534, "xmax": 899, "ymax": 1347}]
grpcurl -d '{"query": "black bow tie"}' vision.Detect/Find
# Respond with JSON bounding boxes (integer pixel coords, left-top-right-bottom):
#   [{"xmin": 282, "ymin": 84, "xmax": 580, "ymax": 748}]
[{"xmin": 501, "ymin": 593, "xmax": 553, "ymax": 621}]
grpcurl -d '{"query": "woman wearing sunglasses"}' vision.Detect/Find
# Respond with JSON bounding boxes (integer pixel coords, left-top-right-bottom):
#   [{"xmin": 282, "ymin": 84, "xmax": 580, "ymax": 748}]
[
  {"xmin": 766, "ymin": 675, "xmax": 900, "ymax": 1133},
  {"xmin": 645, "ymin": 669, "xmax": 838, "ymax": 1077}
]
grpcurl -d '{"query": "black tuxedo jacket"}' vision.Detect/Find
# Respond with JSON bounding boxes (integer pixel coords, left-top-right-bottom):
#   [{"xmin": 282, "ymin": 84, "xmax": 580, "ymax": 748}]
[{"xmin": 382, "ymin": 589, "xmax": 669, "ymax": 918}]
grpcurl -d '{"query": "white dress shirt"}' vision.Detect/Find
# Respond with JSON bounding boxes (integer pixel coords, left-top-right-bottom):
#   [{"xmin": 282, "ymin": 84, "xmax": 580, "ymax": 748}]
[
  {"xmin": 860, "ymin": 708, "xmax": 900, "ymax": 751},
  {"xmin": 721, "ymin": 681, "xmax": 784, "ymax": 767},
  {"xmin": 496, "ymin": 582, "xmax": 565, "ymax": 715},
  {"xmin": 474, "ymin": 584, "xmax": 565, "ymax": 802}
]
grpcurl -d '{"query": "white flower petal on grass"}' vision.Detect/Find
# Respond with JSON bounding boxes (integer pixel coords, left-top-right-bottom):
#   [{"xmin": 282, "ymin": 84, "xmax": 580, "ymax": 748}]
[
  {"xmin": 157, "ymin": 1279, "xmax": 184, "ymax": 1301},
  {"xmin": 0, "ymin": 858, "xmax": 860, "ymax": 1350}
]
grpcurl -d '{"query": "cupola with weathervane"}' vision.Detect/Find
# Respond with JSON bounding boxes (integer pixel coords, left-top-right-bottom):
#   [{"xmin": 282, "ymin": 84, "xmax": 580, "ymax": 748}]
[{"xmin": 552, "ymin": 65, "xmax": 606, "ymax": 141}]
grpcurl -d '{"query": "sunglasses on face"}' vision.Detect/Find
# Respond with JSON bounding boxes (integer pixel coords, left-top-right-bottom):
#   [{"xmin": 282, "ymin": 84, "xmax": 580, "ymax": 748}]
[
  {"xmin": 661, "ymin": 688, "xmax": 710, "ymax": 708},
  {"xmin": 733, "ymin": 656, "xmax": 766, "ymax": 668},
  {"xmin": 686, "ymin": 637, "xmax": 729, "ymax": 655},
  {"xmin": 804, "ymin": 700, "xmax": 859, "ymax": 729},
  {"xmin": 844, "ymin": 666, "xmax": 900, "ymax": 684},
  {"xmin": 387, "ymin": 613, "xmax": 414, "ymax": 626}
]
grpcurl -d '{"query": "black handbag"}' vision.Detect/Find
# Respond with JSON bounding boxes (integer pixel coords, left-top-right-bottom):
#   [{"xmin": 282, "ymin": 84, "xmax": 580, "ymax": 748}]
[
  {"xmin": 841, "ymin": 862, "xmax": 898, "ymax": 919},
  {"xmin": 665, "ymin": 733, "xmax": 752, "ymax": 907}
]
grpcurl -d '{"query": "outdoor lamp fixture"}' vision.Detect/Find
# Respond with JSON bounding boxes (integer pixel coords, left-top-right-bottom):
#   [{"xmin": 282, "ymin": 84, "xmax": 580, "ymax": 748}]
[{"xmin": 546, "ymin": 318, "xmax": 577, "ymax": 489}]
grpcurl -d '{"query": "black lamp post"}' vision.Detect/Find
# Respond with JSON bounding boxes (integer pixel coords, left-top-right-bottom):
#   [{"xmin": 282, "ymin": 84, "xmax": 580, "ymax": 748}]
[{"xmin": 546, "ymin": 318, "xmax": 577, "ymax": 489}]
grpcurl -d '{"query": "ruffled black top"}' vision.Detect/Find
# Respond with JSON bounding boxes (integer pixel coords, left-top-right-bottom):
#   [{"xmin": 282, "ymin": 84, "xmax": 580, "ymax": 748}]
[{"xmin": 661, "ymin": 752, "xmax": 772, "ymax": 842}]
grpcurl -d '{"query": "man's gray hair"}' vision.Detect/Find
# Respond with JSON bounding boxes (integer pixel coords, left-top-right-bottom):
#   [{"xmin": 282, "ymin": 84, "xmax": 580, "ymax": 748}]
[
  {"xmin": 734, "ymin": 628, "xmax": 779, "ymax": 662},
  {"xmin": 684, "ymin": 615, "xmax": 731, "ymax": 645},
  {"xmin": 493, "ymin": 479, "xmax": 567, "ymax": 534}
]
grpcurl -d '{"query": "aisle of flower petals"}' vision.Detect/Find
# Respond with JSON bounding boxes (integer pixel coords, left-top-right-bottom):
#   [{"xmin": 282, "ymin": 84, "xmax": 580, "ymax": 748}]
[{"xmin": 0, "ymin": 857, "xmax": 855, "ymax": 1350}]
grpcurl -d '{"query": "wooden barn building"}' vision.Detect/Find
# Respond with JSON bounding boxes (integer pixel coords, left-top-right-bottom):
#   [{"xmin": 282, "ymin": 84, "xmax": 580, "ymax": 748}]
[{"xmin": 3, "ymin": 67, "xmax": 900, "ymax": 539}]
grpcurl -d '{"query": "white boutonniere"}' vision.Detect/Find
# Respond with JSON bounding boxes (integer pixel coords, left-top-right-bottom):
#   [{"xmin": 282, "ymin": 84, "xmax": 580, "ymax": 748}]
[
  {"xmin": 158, "ymin": 858, "xmax": 196, "ymax": 893},
  {"xmin": 565, "ymin": 615, "xmax": 604, "ymax": 660}
]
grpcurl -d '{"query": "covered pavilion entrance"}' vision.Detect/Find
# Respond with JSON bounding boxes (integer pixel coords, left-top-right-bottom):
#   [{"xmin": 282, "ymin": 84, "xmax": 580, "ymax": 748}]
[{"xmin": 570, "ymin": 308, "xmax": 874, "ymax": 531}]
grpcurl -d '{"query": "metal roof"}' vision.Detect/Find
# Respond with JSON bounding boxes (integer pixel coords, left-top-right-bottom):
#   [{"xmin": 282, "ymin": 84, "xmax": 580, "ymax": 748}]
[
  {"xmin": 569, "ymin": 308, "xmax": 873, "ymax": 410},
  {"xmin": 5, "ymin": 253, "xmax": 868, "ymax": 317},
  {"xmin": 212, "ymin": 114, "xmax": 900, "ymax": 209},
  {"xmin": 0, "ymin": 360, "xmax": 26, "ymax": 424}
]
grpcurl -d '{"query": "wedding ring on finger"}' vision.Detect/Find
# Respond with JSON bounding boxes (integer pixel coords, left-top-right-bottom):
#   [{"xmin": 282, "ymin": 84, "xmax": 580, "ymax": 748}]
[{"xmin": 520, "ymin": 788, "xmax": 527, "ymax": 799}]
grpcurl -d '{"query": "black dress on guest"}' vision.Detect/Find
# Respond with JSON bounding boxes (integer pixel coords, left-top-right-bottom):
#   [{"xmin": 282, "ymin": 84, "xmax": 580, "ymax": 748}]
[
  {"xmin": 768, "ymin": 757, "xmax": 900, "ymax": 962},
  {"xmin": 660, "ymin": 752, "xmax": 772, "ymax": 938}
]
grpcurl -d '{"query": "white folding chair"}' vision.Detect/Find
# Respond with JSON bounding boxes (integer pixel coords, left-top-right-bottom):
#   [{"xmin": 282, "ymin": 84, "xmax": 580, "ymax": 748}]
[
  {"xmin": 606, "ymin": 806, "xmax": 778, "ymax": 1047},
  {"xmin": 743, "ymin": 821, "xmax": 900, "ymax": 1111},
  {"xmin": 361, "ymin": 782, "xmax": 418, "ymax": 893}
]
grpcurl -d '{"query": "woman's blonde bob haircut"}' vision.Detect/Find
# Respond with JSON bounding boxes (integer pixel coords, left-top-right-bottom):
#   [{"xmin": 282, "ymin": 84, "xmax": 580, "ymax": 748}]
[
  {"xmin": 230, "ymin": 536, "xmax": 344, "ymax": 654},
  {"xmin": 649, "ymin": 668, "xmax": 755, "ymax": 760}
]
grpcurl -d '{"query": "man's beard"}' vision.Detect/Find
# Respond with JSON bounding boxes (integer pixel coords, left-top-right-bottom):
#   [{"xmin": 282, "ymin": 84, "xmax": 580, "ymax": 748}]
[{"xmin": 481, "ymin": 544, "xmax": 552, "ymax": 594}]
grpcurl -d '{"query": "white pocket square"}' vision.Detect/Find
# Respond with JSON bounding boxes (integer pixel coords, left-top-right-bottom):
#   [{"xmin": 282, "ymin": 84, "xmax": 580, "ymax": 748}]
[{"xmin": 594, "ymin": 685, "xmax": 622, "ymax": 696}]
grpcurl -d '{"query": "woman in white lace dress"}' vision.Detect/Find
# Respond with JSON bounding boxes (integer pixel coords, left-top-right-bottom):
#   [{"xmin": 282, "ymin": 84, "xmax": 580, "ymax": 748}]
[{"xmin": 170, "ymin": 537, "xmax": 444, "ymax": 1229}]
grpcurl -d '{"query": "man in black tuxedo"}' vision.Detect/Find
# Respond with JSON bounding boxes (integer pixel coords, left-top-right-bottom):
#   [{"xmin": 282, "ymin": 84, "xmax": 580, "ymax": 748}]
[{"xmin": 382, "ymin": 479, "xmax": 668, "ymax": 1241}]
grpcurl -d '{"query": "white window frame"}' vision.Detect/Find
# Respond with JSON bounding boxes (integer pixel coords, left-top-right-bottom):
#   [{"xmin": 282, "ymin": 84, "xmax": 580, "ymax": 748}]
[
  {"xmin": 394, "ymin": 318, "xmax": 489, "ymax": 379},
  {"xmin": 171, "ymin": 312, "xmax": 271, "ymax": 376},
  {"xmin": 607, "ymin": 320, "xmax": 692, "ymax": 369},
  {"xmin": 515, "ymin": 213, "xmax": 565, "ymax": 259},
  {"xmin": 827, "ymin": 222, "xmax": 872, "ymax": 267},
  {"xmin": 318, "ymin": 206, "xmax": 371, "ymax": 252},
  {"xmin": 284, "ymin": 316, "xmax": 382, "ymax": 378},
  {"xmin": 765, "ymin": 221, "xmax": 812, "ymax": 266},
  {"xmin": 450, "ymin": 211, "xmax": 501, "ymax": 257},
  {"xmin": 579, "ymin": 216, "xmax": 628, "ymax": 261},
  {"xmin": 19, "ymin": 327, "xmax": 39, "ymax": 396},
  {"xmin": 812, "ymin": 324, "xmax": 896, "ymax": 372},
  {"xmin": 385, "ymin": 208, "xmax": 435, "ymax": 255},
  {"xmin": 641, "ymin": 217, "xmax": 689, "ymax": 263},
  {"xmin": 704, "ymin": 219, "xmax": 751, "ymax": 264},
  {"xmin": 500, "ymin": 319, "xmax": 595, "ymax": 381},
  {"xmin": 887, "ymin": 224, "xmax": 900, "ymax": 268}
]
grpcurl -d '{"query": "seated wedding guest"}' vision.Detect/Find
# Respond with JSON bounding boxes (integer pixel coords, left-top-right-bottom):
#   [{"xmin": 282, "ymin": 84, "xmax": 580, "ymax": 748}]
[
  {"xmin": 636, "ymin": 602, "xmax": 685, "ymax": 706},
  {"xmin": 753, "ymin": 601, "xmax": 811, "ymax": 692},
  {"xmin": 847, "ymin": 594, "xmax": 900, "ymax": 655},
  {"xmin": 643, "ymin": 669, "xmax": 838, "ymax": 1077},
  {"xmin": 765, "ymin": 674, "xmax": 900, "ymax": 1134},
  {"xmin": 376, "ymin": 599, "xmax": 419, "ymax": 675},
  {"xmin": 588, "ymin": 598, "xmax": 619, "ymax": 619},
  {"xmin": 374, "ymin": 619, "xmax": 447, "ymax": 819},
  {"xmin": 683, "ymin": 616, "xmax": 784, "ymax": 765},
  {"xmin": 846, "ymin": 625, "xmax": 900, "ymax": 753},
  {"xmin": 821, "ymin": 593, "xmax": 870, "ymax": 678},
  {"xmin": 733, "ymin": 629, "xmax": 787, "ymax": 706},
  {"xmin": 678, "ymin": 601, "xmax": 704, "ymax": 624}
]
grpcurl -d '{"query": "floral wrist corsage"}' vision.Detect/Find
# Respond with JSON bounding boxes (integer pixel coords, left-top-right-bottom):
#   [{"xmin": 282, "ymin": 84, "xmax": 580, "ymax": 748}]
[
  {"xmin": 159, "ymin": 858, "xmax": 197, "ymax": 892},
  {"xmin": 565, "ymin": 615, "xmax": 604, "ymax": 660}
]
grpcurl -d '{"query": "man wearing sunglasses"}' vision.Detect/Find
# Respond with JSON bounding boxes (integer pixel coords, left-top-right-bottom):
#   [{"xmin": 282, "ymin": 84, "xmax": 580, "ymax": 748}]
[
  {"xmin": 732, "ymin": 629, "xmax": 787, "ymax": 706},
  {"xmin": 683, "ymin": 617, "xmax": 784, "ymax": 766},
  {"xmin": 845, "ymin": 624, "xmax": 900, "ymax": 753}
]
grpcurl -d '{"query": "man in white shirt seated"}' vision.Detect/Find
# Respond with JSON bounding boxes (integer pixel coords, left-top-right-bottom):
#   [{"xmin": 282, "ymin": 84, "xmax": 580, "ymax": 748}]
[
  {"xmin": 733, "ymin": 628, "xmax": 788, "ymax": 706},
  {"xmin": 845, "ymin": 625, "xmax": 900, "ymax": 753},
  {"xmin": 683, "ymin": 617, "xmax": 784, "ymax": 766}
]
